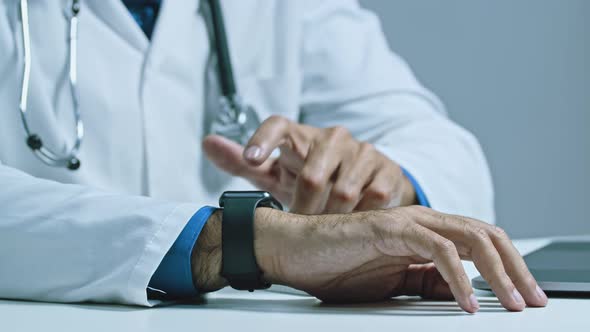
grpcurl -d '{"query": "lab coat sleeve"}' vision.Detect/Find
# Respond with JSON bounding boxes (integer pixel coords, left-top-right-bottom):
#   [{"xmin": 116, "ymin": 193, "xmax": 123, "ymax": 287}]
[
  {"xmin": 0, "ymin": 163, "xmax": 200, "ymax": 306},
  {"xmin": 298, "ymin": 0, "xmax": 495, "ymax": 223}
]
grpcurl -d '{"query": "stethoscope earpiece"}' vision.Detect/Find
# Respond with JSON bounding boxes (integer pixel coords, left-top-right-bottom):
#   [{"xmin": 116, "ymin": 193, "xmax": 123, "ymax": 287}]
[
  {"xmin": 67, "ymin": 158, "xmax": 81, "ymax": 171},
  {"xmin": 26, "ymin": 134, "xmax": 81, "ymax": 171},
  {"xmin": 26, "ymin": 134, "xmax": 43, "ymax": 150},
  {"xmin": 71, "ymin": 0, "xmax": 80, "ymax": 14}
]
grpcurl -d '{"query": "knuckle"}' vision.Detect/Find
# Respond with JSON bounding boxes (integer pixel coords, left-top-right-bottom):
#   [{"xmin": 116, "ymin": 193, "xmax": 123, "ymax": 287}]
[
  {"xmin": 491, "ymin": 226, "xmax": 509, "ymax": 240},
  {"xmin": 436, "ymin": 239, "xmax": 457, "ymax": 256},
  {"xmin": 267, "ymin": 114, "xmax": 287, "ymax": 124},
  {"xmin": 328, "ymin": 126, "xmax": 351, "ymax": 139},
  {"xmin": 470, "ymin": 227, "xmax": 491, "ymax": 243},
  {"xmin": 359, "ymin": 142, "xmax": 375, "ymax": 155},
  {"xmin": 389, "ymin": 216, "xmax": 414, "ymax": 250},
  {"xmin": 366, "ymin": 186, "xmax": 393, "ymax": 203},
  {"xmin": 300, "ymin": 172, "xmax": 325, "ymax": 192},
  {"xmin": 385, "ymin": 208, "xmax": 410, "ymax": 224},
  {"xmin": 266, "ymin": 115, "xmax": 290, "ymax": 130},
  {"xmin": 333, "ymin": 187, "xmax": 360, "ymax": 203},
  {"xmin": 460, "ymin": 218, "xmax": 472, "ymax": 234},
  {"xmin": 434, "ymin": 211, "xmax": 452, "ymax": 225}
]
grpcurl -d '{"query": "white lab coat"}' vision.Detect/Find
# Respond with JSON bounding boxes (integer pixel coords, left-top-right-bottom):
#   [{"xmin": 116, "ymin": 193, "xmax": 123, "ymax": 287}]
[{"xmin": 0, "ymin": 0, "xmax": 494, "ymax": 306}]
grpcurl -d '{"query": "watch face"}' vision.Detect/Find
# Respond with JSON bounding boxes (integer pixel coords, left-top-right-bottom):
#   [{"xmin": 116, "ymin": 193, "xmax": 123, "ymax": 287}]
[
  {"xmin": 221, "ymin": 191, "xmax": 271, "ymax": 199},
  {"xmin": 219, "ymin": 191, "xmax": 283, "ymax": 210},
  {"xmin": 219, "ymin": 191, "xmax": 269, "ymax": 207}
]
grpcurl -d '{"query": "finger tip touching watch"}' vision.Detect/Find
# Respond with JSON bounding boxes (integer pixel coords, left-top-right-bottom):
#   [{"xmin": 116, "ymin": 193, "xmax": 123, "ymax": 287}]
[{"xmin": 219, "ymin": 191, "xmax": 283, "ymax": 291}]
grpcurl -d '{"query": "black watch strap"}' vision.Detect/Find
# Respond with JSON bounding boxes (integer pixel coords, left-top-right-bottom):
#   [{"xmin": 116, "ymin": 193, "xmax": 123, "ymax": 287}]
[{"xmin": 219, "ymin": 191, "xmax": 282, "ymax": 291}]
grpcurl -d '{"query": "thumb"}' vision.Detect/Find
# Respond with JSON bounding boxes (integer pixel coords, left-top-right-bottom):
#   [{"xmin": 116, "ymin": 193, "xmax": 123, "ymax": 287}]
[{"xmin": 203, "ymin": 134, "xmax": 274, "ymax": 181}]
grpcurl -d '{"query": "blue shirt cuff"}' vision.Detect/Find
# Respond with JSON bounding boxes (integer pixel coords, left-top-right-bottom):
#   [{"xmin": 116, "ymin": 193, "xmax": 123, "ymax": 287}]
[
  {"xmin": 148, "ymin": 206, "xmax": 218, "ymax": 299},
  {"xmin": 401, "ymin": 167, "xmax": 430, "ymax": 207}
]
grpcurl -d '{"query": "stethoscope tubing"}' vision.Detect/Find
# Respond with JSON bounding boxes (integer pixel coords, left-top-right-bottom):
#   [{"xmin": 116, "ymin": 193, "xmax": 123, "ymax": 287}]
[
  {"xmin": 18, "ymin": 0, "xmax": 83, "ymax": 170},
  {"xmin": 206, "ymin": 0, "xmax": 237, "ymax": 98},
  {"xmin": 16, "ymin": 0, "xmax": 256, "ymax": 171}
]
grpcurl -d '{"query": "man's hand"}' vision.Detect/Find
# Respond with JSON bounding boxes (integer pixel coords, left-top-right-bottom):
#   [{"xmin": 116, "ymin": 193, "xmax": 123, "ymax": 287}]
[
  {"xmin": 193, "ymin": 206, "xmax": 548, "ymax": 313},
  {"xmin": 203, "ymin": 116, "xmax": 416, "ymax": 214}
]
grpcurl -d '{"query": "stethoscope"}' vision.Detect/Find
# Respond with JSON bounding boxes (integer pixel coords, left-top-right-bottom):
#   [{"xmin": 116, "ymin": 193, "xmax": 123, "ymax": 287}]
[{"xmin": 17, "ymin": 0, "xmax": 261, "ymax": 171}]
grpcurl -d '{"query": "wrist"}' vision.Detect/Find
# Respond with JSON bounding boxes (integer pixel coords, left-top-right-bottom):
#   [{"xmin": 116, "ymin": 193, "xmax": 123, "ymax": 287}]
[
  {"xmin": 253, "ymin": 207, "xmax": 287, "ymax": 285},
  {"xmin": 191, "ymin": 207, "xmax": 293, "ymax": 292},
  {"xmin": 191, "ymin": 209, "xmax": 228, "ymax": 292}
]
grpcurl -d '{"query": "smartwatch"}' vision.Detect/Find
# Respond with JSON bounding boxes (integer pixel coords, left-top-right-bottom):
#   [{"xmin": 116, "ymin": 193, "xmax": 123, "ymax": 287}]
[{"xmin": 219, "ymin": 191, "xmax": 283, "ymax": 291}]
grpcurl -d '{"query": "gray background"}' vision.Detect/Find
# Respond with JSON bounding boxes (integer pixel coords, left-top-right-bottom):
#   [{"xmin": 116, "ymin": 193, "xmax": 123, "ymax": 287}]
[{"xmin": 361, "ymin": 0, "xmax": 589, "ymax": 238}]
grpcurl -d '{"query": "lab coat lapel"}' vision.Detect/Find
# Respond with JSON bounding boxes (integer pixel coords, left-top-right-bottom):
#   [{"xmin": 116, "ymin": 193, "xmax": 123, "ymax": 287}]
[
  {"xmin": 148, "ymin": 0, "xmax": 202, "ymax": 56},
  {"xmin": 84, "ymin": 0, "xmax": 149, "ymax": 53},
  {"xmin": 134, "ymin": 0, "xmax": 209, "ymax": 200}
]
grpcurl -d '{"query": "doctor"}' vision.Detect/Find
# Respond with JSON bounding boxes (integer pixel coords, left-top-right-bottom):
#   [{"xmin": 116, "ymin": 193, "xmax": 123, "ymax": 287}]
[{"xmin": 0, "ymin": 0, "xmax": 547, "ymax": 313}]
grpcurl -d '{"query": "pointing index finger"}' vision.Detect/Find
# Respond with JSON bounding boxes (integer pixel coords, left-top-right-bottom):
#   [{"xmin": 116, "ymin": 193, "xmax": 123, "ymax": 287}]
[{"xmin": 243, "ymin": 115, "xmax": 292, "ymax": 165}]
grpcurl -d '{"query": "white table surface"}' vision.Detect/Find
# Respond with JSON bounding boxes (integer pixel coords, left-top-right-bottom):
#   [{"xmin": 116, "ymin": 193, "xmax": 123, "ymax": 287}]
[{"xmin": 1, "ymin": 238, "xmax": 589, "ymax": 332}]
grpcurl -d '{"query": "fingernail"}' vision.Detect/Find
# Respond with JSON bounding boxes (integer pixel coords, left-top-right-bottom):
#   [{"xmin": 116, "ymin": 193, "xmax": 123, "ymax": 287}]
[
  {"xmin": 512, "ymin": 288, "xmax": 524, "ymax": 304},
  {"xmin": 244, "ymin": 146, "xmax": 262, "ymax": 160},
  {"xmin": 536, "ymin": 285, "xmax": 547, "ymax": 301},
  {"xmin": 469, "ymin": 294, "xmax": 480, "ymax": 311}
]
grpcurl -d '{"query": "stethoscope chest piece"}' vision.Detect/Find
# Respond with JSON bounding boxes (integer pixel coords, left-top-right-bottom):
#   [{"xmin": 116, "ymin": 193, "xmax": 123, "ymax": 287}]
[
  {"xmin": 209, "ymin": 95, "xmax": 261, "ymax": 146},
  {"xmin": 204, "ymin": 0, "xmax": 261, "ymax": 146}
]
